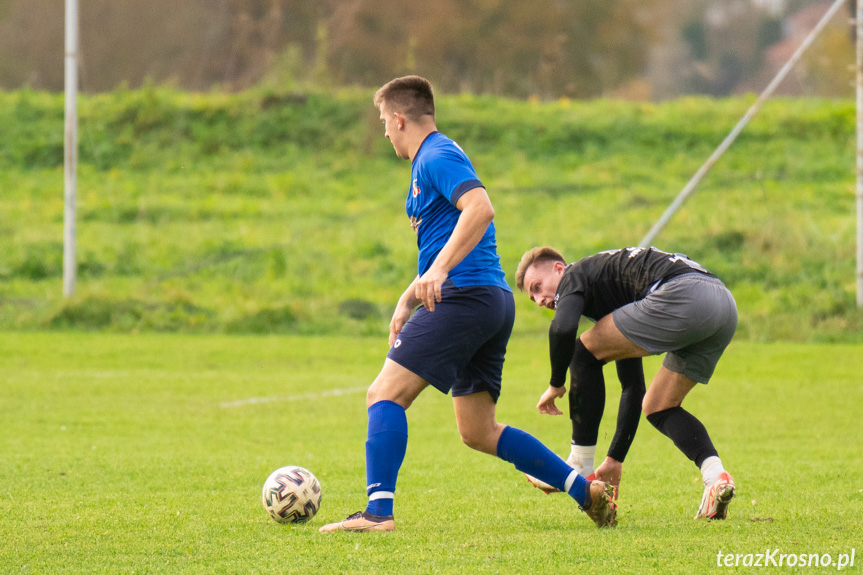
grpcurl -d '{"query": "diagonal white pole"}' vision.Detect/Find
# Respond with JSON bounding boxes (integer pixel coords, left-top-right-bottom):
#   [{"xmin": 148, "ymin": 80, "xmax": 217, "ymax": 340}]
[
  {"xmin": 63, "ymin": 0, "xmax": 78, "ymax": 297},
  {"xmin": 639, "ymin": 0, "xmax": 849, "ymax": 248},
  {"xmin": 857, "ymin": 0, "xmax": 863, "ymax": 307}
]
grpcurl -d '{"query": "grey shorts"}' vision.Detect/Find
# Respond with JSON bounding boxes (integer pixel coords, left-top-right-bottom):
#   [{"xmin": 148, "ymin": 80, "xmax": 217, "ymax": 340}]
[{"xmin": 612, "ymin": 273, "xmax": 737, "ymax": 384}]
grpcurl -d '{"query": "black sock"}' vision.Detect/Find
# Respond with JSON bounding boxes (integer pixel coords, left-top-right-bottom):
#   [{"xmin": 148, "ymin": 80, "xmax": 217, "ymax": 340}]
[
  {"xmin": 646, "ymin": 406, "xmax": 718, "ymax": 468},
  {"xmin": 569, "ymin": 339, "xmax": 605, "ymax": 445}
]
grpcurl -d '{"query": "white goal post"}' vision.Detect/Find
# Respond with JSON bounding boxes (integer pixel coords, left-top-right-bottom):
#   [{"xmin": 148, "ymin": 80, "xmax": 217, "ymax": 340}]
[
  {"xmin": 856, "ymin": 0, "xmax": 863, "ymax": 307},
  {"xmin": 63, "ymin": 0, "xmax": 78, "ymax": 297}
]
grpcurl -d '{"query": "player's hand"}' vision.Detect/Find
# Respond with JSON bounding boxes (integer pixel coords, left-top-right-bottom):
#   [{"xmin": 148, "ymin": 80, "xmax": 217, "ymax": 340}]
[
  {"xmin": 388, "ymin": 304, "xmax": 413, "ymax": 347},
  {"xmin": 593, "ymin": 457, "xmax": 622, "ymax": 500},
  {"xmin": 415, "ymin": 267, "xmax": 448, "ymax": 312},
  {"xmin": 536, "ymin": 385, "xmax": 566, "ymax": 415}
]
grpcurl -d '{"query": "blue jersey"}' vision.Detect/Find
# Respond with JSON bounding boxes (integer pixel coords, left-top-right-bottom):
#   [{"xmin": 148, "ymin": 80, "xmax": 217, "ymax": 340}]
[{"xmin": 407, "ymin": 132, "xmax": 510, "ymax": 291}]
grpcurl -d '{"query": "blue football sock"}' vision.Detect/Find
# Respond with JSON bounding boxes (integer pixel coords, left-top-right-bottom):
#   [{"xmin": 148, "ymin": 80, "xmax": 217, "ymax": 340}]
[
  {"xmin": 364, "ymin": 400, "xmax": 408, "ymax": 517},
  {"xmin": 496, "ymin": 425, "xmax": 589, "ymax": 507}
]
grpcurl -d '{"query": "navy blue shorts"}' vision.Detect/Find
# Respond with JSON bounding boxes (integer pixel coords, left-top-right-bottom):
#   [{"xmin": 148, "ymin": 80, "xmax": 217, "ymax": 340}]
[{"xmin": 387, "ymin": 280, "xmax": 515, "ymax": 403}]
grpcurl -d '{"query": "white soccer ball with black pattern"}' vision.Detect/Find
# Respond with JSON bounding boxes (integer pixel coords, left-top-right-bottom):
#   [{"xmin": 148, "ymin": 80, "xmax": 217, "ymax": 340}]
[{"xmin": 261, "ymin": 466, "xmax": 322, "ymax": 524}]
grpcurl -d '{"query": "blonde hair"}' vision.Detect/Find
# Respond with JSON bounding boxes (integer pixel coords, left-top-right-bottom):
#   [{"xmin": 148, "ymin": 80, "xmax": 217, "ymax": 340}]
[{"xmin": 515, "ymin": 246, "xmax": 565, "ymax": 291}]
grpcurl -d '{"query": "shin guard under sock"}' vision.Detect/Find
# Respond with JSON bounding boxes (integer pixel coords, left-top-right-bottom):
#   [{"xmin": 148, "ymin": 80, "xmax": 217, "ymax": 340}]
[
  {"xmin": 365, "ymin": 400, "xmax": 408, "ymax": 516},
  {"xmin": 646, "ymin": 406, "xmax": 718, "ymax": 468},
  {"xmin": 496, "ymin": 425, "xmax": 589, "ymax": 507}
]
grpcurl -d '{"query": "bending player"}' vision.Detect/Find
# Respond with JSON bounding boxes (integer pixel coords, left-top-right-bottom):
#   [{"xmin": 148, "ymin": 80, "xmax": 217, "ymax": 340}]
[{"xmin": 516, "ymin": 246, "xmax": 738, "ymax": 520}]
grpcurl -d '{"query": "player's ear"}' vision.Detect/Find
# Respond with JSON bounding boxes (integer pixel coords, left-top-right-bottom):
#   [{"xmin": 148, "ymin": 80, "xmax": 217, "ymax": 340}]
[{"xmin": 553, "ymin": 260, "xmax": 566, "ymax": 274}]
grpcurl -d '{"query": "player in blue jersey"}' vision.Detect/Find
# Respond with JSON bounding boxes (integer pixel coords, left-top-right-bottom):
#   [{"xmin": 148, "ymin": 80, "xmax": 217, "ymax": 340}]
[
  {"xmin": 319, "ymin": 76, "xmax": 616, "ymax": 532},
  {"xmin": 516, "ymin": 246, "xmax": 737, "ymax": 520}
]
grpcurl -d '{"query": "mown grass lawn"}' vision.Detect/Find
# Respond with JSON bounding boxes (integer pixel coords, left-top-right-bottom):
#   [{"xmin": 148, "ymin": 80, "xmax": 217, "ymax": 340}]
[{"xmin": 1, "ymin": 332, "xmax": 860, "ymax": 573}]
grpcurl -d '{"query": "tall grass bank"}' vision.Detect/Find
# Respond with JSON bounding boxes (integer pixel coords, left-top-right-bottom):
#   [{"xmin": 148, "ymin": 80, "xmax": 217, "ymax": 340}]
[{"xmin": 0, "ymin": 87, "xmax": 859, "ymax": 341}]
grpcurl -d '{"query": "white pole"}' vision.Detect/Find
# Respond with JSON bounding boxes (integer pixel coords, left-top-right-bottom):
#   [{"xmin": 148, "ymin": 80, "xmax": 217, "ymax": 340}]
[
  {"xmin": 639, "ymin": 0, "xmax": 849, "ymax": 248},
  {"xmin": 857, "ymin": 0, "xmax": 863, "ymax": 307},
  {"xmin": 63, "ymin": 0, "xmax": 78, "ymax": 297}
]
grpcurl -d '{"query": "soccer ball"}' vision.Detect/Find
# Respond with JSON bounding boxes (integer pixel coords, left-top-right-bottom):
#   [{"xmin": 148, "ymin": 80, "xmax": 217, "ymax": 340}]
[{"xmin": 261, "ymin": 466, "xmax": 322, "ymax": 524}]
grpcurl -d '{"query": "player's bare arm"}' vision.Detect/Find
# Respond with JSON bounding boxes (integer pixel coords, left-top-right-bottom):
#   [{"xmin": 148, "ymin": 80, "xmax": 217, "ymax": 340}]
[
  {"xmin": 390, "ymin": 275, "xmax": 422, "ymax": 347},
  {"xmin": 414, "ymin": 187, "xmax": 495, "ymax": 311}
]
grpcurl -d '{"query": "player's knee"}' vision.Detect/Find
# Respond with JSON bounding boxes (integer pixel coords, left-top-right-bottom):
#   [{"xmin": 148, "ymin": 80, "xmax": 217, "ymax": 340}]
[
  {"xmin": 643, "ymin": 393, "xmax": 679, "ymax": 416},
  {"xmin": 457, "ymin": 426, "xmax": 496, "ymax": 455},
  {"xmin": 458, "ymin": 430, "xmax": 482, "ymax": 451},
  {"xmin": 642, "ymin": 395, "xmax": 655, "ymax": 416},
  {"xmin": 365, "ymin": 386, "xmax": 378, "ymax": 409},
  {"xmin": 642, "ymin": 393, "xmax": 665, "ymax": 416},
  {"xmin": 366, "ymin": 379, "xmax": 410, "ymax": 409}
]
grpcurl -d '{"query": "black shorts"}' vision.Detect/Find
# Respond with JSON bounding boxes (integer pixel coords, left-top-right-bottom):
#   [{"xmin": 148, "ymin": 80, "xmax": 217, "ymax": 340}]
[{"xmin": 387, "ymin": 280, "xmax": 515, "ymax": 402}]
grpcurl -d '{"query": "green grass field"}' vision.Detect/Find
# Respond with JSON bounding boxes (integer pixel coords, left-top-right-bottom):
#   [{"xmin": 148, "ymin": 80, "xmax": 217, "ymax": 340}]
[
  {"xmin": 2, "ymin": 332, "xmax": 860, "ymax": 573},
  {"xmin": 2, "ymin": 87, "xmax": 861, "ymax": 574}
]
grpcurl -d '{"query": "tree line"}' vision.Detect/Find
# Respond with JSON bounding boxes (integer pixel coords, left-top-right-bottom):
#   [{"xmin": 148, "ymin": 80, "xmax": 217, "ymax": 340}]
[{"xmin": 0, "ymin": 0, "xmax": 854, "ymax": 98}]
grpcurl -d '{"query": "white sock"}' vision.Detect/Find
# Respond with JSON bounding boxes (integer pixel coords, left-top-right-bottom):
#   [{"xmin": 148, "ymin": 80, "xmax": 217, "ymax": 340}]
[
  {"xmin": 700, "ymin": 456, "xmax": 725, "ymax": 488},
  {"xmin": 569, "ymin": 444, "xmax": 596, "ymax": 476}
]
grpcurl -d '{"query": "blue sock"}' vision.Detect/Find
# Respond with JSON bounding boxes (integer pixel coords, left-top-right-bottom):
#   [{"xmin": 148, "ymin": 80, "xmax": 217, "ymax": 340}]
[
  {"xmin": 496, "ymin": 426, "xmax": 589, "ymax": 507},
  {"xmin": 364, "ymin": 400, "xmax": 408, "ymax": 517}
]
